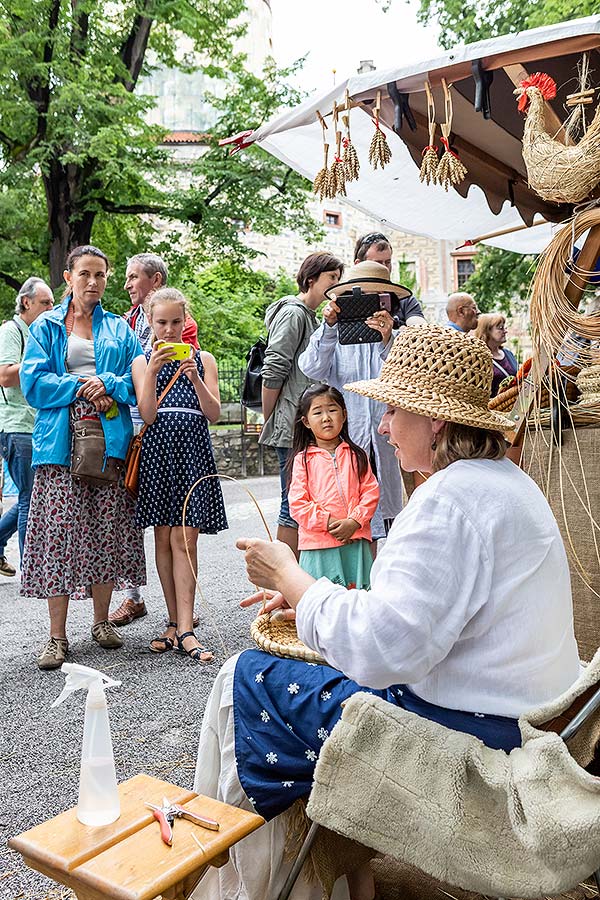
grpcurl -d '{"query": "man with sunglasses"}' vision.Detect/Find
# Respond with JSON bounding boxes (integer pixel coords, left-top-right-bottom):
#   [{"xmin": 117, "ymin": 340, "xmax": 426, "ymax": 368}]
[{"xmin": 299, "ymin": 233, "xmax": 425, "ymax": 541}]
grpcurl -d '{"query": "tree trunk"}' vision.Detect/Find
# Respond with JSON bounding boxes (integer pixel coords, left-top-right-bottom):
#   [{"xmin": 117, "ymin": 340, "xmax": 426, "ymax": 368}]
[{"xmin": 44, "ymin": 160, "xmax": 96, "ymax": 289}]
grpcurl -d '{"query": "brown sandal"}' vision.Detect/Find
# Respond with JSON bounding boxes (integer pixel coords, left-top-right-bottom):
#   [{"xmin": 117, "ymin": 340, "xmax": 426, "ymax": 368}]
[{"xmin": 149, "ymin": 621, "xmax": 177, "ymax": 654}]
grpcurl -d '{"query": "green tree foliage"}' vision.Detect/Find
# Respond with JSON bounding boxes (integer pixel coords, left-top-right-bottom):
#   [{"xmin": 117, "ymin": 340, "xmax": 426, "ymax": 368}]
[
  {"xmin": 417, "ymin": 0, "xmax": 595, "ymax": 49},
  {"xmin": 168, "ymin": 257, "xmax": 297, "ymax": 364},
  {"xmin": 0, "ymin": 1, "xmax": 320, "ymax": 305},
  {"xmin": 463, "ymin": 246, "xmax": 537, "ymax": 314}
]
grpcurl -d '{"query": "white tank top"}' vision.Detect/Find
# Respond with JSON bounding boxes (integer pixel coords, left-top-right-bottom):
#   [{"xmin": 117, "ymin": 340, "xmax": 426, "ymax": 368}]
[{"xmin": 66, "ymin": 333, "xmax": 96, "ymax": 377}]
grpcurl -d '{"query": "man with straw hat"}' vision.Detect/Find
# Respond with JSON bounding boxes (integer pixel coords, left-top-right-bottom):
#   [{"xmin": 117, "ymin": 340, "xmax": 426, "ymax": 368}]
[
  {"xmin": 193, "ymin": 324, "xmax": 579, "ymax": 900},
  {"xmin": 299, "ymin": 245, "xmax": 425, "ymax": 542}
]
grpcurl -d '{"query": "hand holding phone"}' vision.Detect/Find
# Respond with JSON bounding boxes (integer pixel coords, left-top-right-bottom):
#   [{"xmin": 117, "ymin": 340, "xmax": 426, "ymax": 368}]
[{"xmin": 155, "ymin": 341, "xmax": 193, "ymax": 361}]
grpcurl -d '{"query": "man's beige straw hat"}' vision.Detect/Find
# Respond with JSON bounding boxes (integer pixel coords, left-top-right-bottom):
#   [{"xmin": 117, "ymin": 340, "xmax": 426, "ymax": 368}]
[
  {"xmin": 325, "ymin": 260, "xmax": 412, "ymax": 301},
  {"xmin": 345, "ymin": 323, "xmax": 513, "ymax": 433}
]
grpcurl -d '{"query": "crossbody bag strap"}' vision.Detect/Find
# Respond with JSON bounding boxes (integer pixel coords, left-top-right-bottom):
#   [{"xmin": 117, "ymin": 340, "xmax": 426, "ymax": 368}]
[
  {"xmin": 137, "ymin": 365, "xmax": 184, "ymax": 441},
  {"xmin": 1, "ymin": 320, "xmax": 26, "ymax": 404}
]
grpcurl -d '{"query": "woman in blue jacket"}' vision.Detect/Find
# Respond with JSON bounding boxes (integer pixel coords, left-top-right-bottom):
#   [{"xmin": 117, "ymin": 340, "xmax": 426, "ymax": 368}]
[{"xmin": 20, "ymin": 245, "xmax": 147, "ymax": 670}]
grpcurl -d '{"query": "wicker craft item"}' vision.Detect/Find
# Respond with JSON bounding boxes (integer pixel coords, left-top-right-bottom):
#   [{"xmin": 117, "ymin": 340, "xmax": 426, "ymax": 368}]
[
  {"xmin": 488, "ymin": 364, "xmax": 580, "ymax": 412},
  {"xmin": 346, "ymin": 324, "xmax": 513, "ymax": 433},
  {"xmin": 517, "ymin": 73, "xmax": 600, "ymax": 204},
  {"xmin": 576, "ymin": 365, "xmax": 600, "ymax": 406},
  {"xmin": 251, "ymin": 612, "xmax": 326, "ymax": 664}
]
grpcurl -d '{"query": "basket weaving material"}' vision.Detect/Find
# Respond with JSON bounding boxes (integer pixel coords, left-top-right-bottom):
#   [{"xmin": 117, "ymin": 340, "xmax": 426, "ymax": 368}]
[
  {"xmin": 251, "ymin": 612, "xmax": 325, "ymax": 664},
  {"xmin": 346, "ymin": 324, "xmax": 513, "ymax": 433},
  {"xmin": 522, "ymin": 86, "xmax": 600, "ymax": 204},
  {"xmin": 577, "ymin": 365, "xmax": 600, "ymax": 406}
]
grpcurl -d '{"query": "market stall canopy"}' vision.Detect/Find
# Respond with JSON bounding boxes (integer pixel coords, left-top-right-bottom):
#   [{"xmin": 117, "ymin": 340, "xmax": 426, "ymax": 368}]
[{"xmin": 226, "ymin": 15, "xmax": 600, "ymax": 245}]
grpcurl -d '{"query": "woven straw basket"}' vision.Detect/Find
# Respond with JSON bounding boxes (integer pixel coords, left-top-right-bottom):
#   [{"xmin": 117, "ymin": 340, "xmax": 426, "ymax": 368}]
[
  {"xmin": 522, "ymin": 87, "xmax": 600, "ymax": 204},
  {"xmin": 251, "ymin": 613, "xmax": 326, "ymax": 664}
]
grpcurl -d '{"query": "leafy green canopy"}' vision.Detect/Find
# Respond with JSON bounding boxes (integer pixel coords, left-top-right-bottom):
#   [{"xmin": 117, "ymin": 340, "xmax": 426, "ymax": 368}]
[{"xmin": 0, "ymin": 0, "xmax": 321, "ymax": 333}]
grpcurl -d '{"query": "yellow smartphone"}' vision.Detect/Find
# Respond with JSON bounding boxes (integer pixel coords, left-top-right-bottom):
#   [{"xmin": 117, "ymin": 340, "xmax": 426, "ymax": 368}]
[{"xmin": 156, "ymin": 341, "xmax": 193, "ymax": 361}]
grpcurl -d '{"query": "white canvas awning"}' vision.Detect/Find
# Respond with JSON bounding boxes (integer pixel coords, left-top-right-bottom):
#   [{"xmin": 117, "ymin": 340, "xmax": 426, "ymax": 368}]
[{"xmin": 226, "ymin": 15, "xmax": 600, "ymax": 249}]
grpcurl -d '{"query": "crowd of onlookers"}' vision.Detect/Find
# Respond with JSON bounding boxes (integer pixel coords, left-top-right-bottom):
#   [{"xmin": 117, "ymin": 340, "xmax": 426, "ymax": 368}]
[{"xmin": 0, "ymin": 235, "xmax": 517, "ymax": 671}]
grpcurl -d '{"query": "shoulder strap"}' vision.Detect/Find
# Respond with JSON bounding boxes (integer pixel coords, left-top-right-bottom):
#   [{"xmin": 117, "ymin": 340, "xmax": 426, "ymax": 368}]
[
  {"xmin": 0, "ymin": 320, "xmax": 26, "ymax": 404},
  {"xmin": 138, "ymin": 365, "xmax": 183, "ymax": 440}
]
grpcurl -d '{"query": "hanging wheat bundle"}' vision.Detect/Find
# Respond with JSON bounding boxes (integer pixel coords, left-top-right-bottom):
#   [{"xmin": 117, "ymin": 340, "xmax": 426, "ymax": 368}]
[
  {"xmin": 313, "ymin": 142, "xmax": 330, "ymax": 200},
  {"xmin": 516, "ymin": 68, "xmax": 600, "ymax": 204},
  {"xmin": 369, "ymin": 90, "xmax": 392, "ymax": 170},
  {"xmin": 328, "ymin": 130, "xmax": 347, "ymax": 197},
  {"xmin": 341, "ymin": 90, "xmax": 360, "ymax": 182},
  {"xmin": 419, "ymin": 81, "xmax": 439, "ymax": 185},
  {"xmin": 436, "ymin": 79, "xmax": 467, "ymax": 191}
]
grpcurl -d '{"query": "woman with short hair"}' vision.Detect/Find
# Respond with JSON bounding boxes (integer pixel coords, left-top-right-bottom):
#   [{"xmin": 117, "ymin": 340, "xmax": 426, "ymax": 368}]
[
  {"xmin": 474, "ymin": 312, "xmax": 518, "ymax": 396},
  {"xmin": 20, "ymin": 245, "xmax": 147, "ymax": 670},
  {"xmin": 193, "ymin": 324, "xmax": 580, "ymax": 900}
]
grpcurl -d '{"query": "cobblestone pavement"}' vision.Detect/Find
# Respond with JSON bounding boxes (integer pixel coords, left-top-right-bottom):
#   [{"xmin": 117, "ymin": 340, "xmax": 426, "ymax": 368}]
[{"xmin": 1, "ymin": 475, "xmax": 280, "ymax": 899}]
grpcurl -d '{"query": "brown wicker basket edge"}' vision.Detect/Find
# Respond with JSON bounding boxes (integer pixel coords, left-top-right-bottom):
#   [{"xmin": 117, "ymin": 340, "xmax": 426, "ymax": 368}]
[{"xmin": 250, "ymin": 613, "xmax": 326, "ymax": 664}]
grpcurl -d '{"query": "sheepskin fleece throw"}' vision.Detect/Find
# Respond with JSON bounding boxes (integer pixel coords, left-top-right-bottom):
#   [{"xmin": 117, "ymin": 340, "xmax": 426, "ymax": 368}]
[{"xmin": 306, "ymin": 651, "xmax": 600, "ymax": 898}]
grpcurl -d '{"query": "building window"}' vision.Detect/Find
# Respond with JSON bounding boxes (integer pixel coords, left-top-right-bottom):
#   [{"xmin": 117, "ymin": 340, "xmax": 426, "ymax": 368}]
[
  {"xmin": 324, "ymin": 210, "xmax": 342, "ymax": 228},
  {"xmin": 455, "ymin": 256, "xmax": 475, "ymax": 289}
]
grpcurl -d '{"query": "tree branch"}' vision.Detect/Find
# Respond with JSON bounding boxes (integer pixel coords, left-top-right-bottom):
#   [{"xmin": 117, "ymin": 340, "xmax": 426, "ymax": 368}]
[
  {"xmin": 0, "ymin": 271, "xmax": 22, "ymax": 291},
  {"xmin": 25, "ymin": 0, "xmax": 60, "ymax": 144},
  {"xmin": 70, "ymin": 0, "xmax": 89, "ymax": 61},
  {"xmin": 118, "ymin": 5, "xmax": 154, "ymax": 92},
  {"xmin": 98, "ymin": 199, "xmax": 166, "ymax": 215}
]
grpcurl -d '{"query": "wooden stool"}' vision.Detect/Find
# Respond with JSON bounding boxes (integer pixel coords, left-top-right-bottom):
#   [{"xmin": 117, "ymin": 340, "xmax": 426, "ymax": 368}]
[{"xmin": 8, "ymin": 772, "xmax": 264, "ymax": 900}]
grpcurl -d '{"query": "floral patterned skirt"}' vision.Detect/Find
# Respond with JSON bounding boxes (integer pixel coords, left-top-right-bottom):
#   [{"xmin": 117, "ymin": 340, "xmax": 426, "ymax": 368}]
[{"xmin": 21, "ymin": 451, "xmax": 146, "ymax": 600}]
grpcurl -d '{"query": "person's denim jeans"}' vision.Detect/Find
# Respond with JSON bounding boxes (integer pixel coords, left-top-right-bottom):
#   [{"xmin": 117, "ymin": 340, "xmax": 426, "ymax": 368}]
[
  {"xmin": 0, "ymin": 431, "xmax": 34, "ymax": 561},
  {"xmin": 275, "ymin": 446, "xmax": 298, "ymax": 529}
]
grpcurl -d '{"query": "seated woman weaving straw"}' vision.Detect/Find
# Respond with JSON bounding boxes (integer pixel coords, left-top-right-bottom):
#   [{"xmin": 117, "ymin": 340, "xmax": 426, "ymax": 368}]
[{"xmin": 193, "ymin": 323, "xmax": 580, "ymax": 900}]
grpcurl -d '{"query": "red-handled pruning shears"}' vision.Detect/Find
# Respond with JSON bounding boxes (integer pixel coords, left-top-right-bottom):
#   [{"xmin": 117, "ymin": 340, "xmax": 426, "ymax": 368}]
[{"xmin": 145, "ymin": 797, "xmax": 220, "ymax": 847}]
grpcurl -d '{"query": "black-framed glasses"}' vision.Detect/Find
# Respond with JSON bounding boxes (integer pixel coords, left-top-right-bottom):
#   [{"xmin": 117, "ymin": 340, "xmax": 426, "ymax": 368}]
[{"xmin": 358, "ymin": 232, "xmax": 389, "ymax": 248}]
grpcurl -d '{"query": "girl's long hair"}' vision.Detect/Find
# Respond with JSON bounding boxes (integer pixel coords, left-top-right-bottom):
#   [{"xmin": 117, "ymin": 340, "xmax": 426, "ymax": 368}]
[{"xmin": 287, "ymin": 384, "xmax": 369, "ymax": 484}]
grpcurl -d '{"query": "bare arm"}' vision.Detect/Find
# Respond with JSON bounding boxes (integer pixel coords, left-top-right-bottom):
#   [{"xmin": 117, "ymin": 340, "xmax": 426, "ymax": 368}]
[
  {"xmin": 180, "ymin": 351, "xmax": 221, "ymax": 424},
  {"xmin": 0, "ymin": 363, "xmax": 21, "ymax": 387},
  {"xmin": 262, "ymin": 385, "xmax": 281, "ymax": 423}
]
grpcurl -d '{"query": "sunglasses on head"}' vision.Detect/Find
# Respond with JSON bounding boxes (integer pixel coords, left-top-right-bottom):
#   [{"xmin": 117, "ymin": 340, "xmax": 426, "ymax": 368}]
[{"xmin": 359, "ymin": 233, "xmax": 389, "ymax": 248}]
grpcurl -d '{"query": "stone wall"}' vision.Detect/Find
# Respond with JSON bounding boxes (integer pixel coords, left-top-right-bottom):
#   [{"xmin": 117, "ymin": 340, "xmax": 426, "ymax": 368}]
[{"xmin": 210, "ymin": 428, "xmax": 279, "ymax": 478}]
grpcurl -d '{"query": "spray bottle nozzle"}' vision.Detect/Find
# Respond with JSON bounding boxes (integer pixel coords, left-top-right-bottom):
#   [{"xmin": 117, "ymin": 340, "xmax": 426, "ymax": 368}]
[{"xmin": 51, "ymin": 662, "xmax": 121, "ymax": 708}]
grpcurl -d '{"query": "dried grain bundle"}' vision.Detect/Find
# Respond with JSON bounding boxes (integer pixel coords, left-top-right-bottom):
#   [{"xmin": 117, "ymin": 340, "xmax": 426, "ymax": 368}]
[
  {"xmin": 369, "ymin": 122, "xmax": 392, "ymax": 169},
  {"xmin": 437, "ymin": 80, "xmax": 467, "ymax": 191},
  {"xmin": 342, "ymin": 108, "xmax": 360, "ymax": 181},
  {"xmin": 329, "ymin": 131, "xmax": 347, "ymax": 197},
  {"xmin": 530, "ymin": 207, "xmax": 600, "ymax": 373},
  {"xmin": 516, "ymin": 72, "xmax": 600, "ymax": 204},
  {"xmin": 313, "ymin": 143, "xmax": 329, "ymax": 200},
  {"xmin": 420, "ymin": 81, "xmax": 439, "ymax": 185}
]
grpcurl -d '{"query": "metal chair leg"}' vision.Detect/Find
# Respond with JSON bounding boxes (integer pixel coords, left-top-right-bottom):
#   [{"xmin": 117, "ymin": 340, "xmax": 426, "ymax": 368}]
[{"xmin": 276, "ymin": 820, "xmax": 320, "ymax": 900}]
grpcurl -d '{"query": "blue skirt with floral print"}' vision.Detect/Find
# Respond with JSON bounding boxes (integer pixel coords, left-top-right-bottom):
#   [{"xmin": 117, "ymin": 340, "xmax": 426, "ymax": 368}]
[{"xmin": 233, "ymin": 649, "xmax": 521, "ymax": 821}]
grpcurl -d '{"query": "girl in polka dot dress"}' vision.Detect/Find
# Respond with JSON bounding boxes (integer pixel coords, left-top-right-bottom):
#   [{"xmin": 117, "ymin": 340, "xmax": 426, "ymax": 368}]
[{"xmin": 137, "ymin": 288, "xmax": 227, "ymax": 662}]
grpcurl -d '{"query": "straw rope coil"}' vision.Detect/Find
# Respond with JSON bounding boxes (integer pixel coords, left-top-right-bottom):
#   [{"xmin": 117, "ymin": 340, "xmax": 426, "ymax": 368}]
[
  {"xmin": 520, "ymin": 86, "xmax": 600, "ymax": 204},
  {"xmin": 530, "ymin": 208, "xmax": 600, "ymax": 372},
  {"xmin": 251, "ymin": 613, "xmax": 325, "ymax": 664},
  {"xmin": 576, "ymin": 365, "xmax": 600, "ymax": 406}
]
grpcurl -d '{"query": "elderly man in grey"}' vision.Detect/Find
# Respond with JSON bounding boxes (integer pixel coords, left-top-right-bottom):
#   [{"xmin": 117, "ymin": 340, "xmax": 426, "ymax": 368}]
[{"xmin": 0, "ymin": 277, "xmax": 54, "ymax": 574}]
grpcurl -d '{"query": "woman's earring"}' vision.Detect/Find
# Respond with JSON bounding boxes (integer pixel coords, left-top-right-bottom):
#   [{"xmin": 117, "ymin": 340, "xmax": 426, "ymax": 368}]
[{"xmin": 431, "ymin": 440, "xmax": 437, "ymax": 451}]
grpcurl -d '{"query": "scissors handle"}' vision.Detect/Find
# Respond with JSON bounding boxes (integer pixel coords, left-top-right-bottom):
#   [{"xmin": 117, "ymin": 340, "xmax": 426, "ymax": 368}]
[
  {"xmin": 174, "ymin": 806, "xmax": 220, "ymax": 832},
  {"xmin": 151, "ymin": 807, "xmax": 173, "ymax": 845}
]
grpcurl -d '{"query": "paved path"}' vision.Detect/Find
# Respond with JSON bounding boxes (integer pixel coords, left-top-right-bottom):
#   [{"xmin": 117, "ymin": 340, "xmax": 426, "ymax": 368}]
[{"xmin": 1, "ymin": 475, "xmax": 280, "ymax": 899}]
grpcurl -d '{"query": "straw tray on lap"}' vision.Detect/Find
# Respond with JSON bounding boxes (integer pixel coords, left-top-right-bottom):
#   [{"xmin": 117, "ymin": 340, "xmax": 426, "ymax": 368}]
[{"xmin": 251, "ymin": 613, "xmax": 325, "ymax": 664}]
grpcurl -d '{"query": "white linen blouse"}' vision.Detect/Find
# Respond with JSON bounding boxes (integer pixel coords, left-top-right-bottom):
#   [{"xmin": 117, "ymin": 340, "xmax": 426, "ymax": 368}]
[{"xmin": 296, "ymin": 457, "xmax": 580, "ymax": 718}]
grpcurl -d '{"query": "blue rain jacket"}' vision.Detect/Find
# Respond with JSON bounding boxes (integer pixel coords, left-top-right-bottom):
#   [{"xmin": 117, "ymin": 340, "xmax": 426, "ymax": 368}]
[{"xmin": 20, "ymin": 296, "xmax": 143, "ymax": 467}]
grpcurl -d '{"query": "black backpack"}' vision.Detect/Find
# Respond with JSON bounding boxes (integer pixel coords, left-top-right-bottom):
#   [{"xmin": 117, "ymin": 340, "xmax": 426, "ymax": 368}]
[{"xmin": 241, "ymin": 337, "xmax": 267, "ymax": 409}]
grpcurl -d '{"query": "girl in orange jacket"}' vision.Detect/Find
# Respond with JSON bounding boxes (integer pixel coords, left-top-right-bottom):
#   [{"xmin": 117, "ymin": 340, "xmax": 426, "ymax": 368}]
[{"xmin": 287, "ymin": 384, "xmax": 380, "ymax": 589}]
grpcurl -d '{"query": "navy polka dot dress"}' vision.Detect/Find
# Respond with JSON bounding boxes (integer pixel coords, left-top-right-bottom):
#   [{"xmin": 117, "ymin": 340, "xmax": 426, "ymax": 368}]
[{"xmin": 135, "ymin": 351, "xmax": 228, "ymax": 533}]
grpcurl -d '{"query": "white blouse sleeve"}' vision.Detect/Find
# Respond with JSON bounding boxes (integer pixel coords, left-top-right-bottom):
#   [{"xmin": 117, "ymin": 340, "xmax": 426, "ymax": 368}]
[{"xmin": 295, "ymin": 491, "xmax": 491, "ymax": 689}]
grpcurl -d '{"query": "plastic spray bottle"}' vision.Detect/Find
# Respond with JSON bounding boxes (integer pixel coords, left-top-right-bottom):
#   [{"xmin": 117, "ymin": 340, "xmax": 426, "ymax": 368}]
[{"xmin": 52, "ymin": 662, "xmax": 121, "ymax": 826}]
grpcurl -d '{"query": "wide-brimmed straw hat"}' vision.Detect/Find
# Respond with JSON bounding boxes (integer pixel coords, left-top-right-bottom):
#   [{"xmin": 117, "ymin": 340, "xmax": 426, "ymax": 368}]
[
  {"xmin": 325, "ymin": 260, "xmax": 412, "ymax": 301},
  {"xmin": 345, "ymin": 323, "xmax": 514, "ymax": 433}
]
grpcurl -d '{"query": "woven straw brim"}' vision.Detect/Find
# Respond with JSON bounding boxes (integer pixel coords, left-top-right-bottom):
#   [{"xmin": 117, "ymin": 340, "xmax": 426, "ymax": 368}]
[
  {"xmin": 326, "ymin": 277, "xmax": 411, "ymax": 301},
  {"xmin": 345, "ymin": 375, "xmax": 514, "ymax": 433},
  {"xmin": 251, "ymin": 613, "xmax": 325, "ymax": 664}
]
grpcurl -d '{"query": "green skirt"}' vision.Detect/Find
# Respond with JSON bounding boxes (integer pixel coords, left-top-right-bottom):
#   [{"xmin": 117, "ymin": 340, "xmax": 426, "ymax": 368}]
[{"xmin": 299, "ymin": 538, "xmax": 373, "ymax": 589}]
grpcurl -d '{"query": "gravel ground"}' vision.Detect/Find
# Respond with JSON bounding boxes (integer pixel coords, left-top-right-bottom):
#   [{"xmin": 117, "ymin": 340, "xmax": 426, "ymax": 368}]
[{"xmin": 0, "ymin": 475, "xmax": 280, "ymax": 899}]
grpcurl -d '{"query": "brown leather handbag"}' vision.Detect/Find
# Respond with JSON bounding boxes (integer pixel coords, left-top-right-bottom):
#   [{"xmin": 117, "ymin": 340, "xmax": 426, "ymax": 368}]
[
  {"xmin": 71, "ymin": 416, "xmax": 124, "ymax": 487},
  {"xmin": 124, "ymin": 367, "xmax": 183, "ymax": 499}
]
